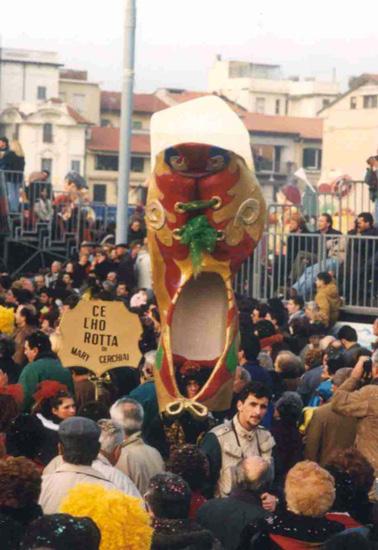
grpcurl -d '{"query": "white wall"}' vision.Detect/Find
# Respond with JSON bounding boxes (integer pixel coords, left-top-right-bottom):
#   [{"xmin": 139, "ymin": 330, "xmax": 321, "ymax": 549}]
[
  {"xmin": 12, "ymin": 105, "xmax": 86, "ymax": 188},
  {"xmin": 1, "ymin": 62, "xmax": 59, "ymax": 110}
]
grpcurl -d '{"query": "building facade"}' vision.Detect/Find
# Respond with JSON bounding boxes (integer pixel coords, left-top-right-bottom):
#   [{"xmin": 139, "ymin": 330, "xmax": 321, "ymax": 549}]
[
  {"xmin": 208, "ymin": 57, "xmax": 340, "ymax": 118},
  {"xmin": 0, "ymin": 99, "xmax": 88, "ymax": 188},
  {"xmin": 320, "ymin": 75, "xmax": 378, "ymax": 180},
  {"xmin": 86, "ymin": 126, "xmax": 150, "ymax": 205},
  {"xmin": 242, "ymin": 112, "xmax": 323, "ymax": 202},
  {"xmin": 0, "ymin": 48, "xmax": 61, "ymax": 111},
  {"xmin": 59, "ymin": 69, "xmax": 100, "ymax": 125},
  {"xmin": 100, "ymin": 91, "xmax": 167, "ymax": 129}
]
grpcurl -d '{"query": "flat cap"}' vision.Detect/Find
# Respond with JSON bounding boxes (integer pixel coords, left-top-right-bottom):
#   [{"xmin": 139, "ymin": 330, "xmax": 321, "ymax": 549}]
[{"xmin": 59, "ymin": 417, "xmax": 100, "ymax": 442}]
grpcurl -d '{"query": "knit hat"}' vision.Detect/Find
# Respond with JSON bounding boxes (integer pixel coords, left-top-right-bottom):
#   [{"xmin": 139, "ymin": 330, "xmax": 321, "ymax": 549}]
[{"xmin": 281, "ymin": 184, "xmax": 301, "ymax": 205}]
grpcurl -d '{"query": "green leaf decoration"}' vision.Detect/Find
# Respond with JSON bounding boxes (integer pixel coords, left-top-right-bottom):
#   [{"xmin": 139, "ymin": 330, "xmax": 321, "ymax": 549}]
[{"xmin": 180, "ymin": 215, "xmax": 218, "ymax": 275}]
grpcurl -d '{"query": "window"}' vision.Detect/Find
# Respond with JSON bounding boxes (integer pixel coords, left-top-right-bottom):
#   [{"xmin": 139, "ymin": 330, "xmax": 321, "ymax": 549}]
[
  {"xmin": 255, "ymin": 97, "xmax": 266, "ymax": 114},
  {"xmin": 322, "ymin": 98, "xmax": 330, "ymax": 109},
  {"xmin": 285, "ymin": 99, "xmax": 289, "ymax": 115},
  {"xmin": 132, "ymin": 120, "xmax": 142, "ymax": 130},
  {"xmin": 71, "ymin": 160, "xmax": 81, "ymax": 173},
  {"xmin": 59, "ymin": 92, "xmax": 66, "ymax": 102},
  {"xmin": 73, "ymin": 93, "xmax": 85, "ymax": 113},
  {"xmin": 131, "ymin": 157, "xmax": 144, "ymax": 173},
  {"xmin": 37, "ymin": 86, "xmax": 47, "ymax": 100},
  {"xmin": 100, "ymin": 119, "xmax": 111, "ymax": 127},
  {"xmin": 41, "ymin": 158, "xmax": 52, "ymax": 174},
  {"xmin": 252, "ymin": 145, "xmax": 274, "ymax": 172},
  {"xmin": 95, "ymin": 155, "xmax": 118, "ymax": 171},
  {"xmin": 350, "ymin": 96, "xmax": 357, "ymax": 109},
  {"xmin": 363, "ymin": 95, "xmax": 378, "ymax": 109},
  {"xmin": 43, "ymin": 123, "xmax": 53, "ymax": 143},
  {"xmin": 93, "ymin": 184, "xmax": 107, "ymax": 202},
  {"xmin": 275, "ymin": 99, "xmax": 280, "ymax": 115},
  {"xmin": 303, "ymin": 148, "xmax": 322, "ymax": 170}
]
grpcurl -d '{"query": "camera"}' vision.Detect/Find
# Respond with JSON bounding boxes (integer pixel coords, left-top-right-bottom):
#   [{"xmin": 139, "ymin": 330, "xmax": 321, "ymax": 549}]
[{"xmin": 363, "ymin": 359, "xmax": 373, "ymax": 376}]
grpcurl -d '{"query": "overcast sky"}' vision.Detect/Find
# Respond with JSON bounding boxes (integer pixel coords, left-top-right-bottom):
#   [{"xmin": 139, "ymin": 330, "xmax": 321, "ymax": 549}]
[{"xmin": 2, "ymin": 0, "xmax": 378, "ymax": 93}]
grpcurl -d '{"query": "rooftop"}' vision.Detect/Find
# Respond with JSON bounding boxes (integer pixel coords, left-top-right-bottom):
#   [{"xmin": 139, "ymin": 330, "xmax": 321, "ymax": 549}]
[
  {"xmin": 1, "ymin": 48, "xmax": 61, "ymax": 66},
  {"xmin": 60, "ymin": 69, "xmax": 88, "ymax": 81},
  {"xmin": 101, "ymin": 91, "xmax": 167, "ymax": 113},
  {"xmin": 87, "ymin": 126, "xmax": 150, "ymax": 154},
  {"xmin": 241, "ymin": 112, "xmax": 323, "ymax": 140}
]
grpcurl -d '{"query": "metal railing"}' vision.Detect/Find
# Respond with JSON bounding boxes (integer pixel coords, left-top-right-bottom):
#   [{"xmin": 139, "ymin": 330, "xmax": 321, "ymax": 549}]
[
  {"xmin": 234, "ymin": 232, "xmax": 378, "ymax": 314},
  {"xmin": 1, "ymin": 169, "xmax": 377, "ymax": 313}
]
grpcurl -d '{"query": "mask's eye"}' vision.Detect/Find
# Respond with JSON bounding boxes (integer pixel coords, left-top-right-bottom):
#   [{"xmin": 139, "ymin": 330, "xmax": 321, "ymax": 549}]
[
  {"xmin": 169, "ymin": 155, "xmax": 187, "ymax": 171},
  {"xmin": 164, "ymin": 147, "xmax": 188, "ymax": 172},
  {"xmin": 206, "ymin": 154, "xmax": 226, "ymax": 172}
]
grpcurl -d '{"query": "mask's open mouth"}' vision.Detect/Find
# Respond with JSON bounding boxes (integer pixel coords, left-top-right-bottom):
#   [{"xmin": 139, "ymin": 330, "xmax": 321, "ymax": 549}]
[{"xmin": 170, "ymin": 272, "xmax": 228, "ymax": 398}]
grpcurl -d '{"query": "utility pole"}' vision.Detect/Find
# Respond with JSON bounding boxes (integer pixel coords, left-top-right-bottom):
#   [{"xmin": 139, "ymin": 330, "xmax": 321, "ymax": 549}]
[{"xmin": 116, "ymin": 0, "xmax": 136, "ymax": 244}]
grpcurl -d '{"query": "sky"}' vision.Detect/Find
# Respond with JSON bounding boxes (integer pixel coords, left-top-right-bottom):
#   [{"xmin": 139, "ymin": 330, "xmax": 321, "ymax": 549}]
[{"xmin": 2, "ymin": 0, "xmax": 378, "ymax": 93}]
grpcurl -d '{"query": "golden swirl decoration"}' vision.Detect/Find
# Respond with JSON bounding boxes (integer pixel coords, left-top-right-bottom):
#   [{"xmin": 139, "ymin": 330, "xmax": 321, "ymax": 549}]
[
  {"xmin": 235, "ymin": 198, "xmax": 260, "ymax": 226},
  {"xmin": 145, "ymin": 199, "xmax": 166, "ymax": 231}
]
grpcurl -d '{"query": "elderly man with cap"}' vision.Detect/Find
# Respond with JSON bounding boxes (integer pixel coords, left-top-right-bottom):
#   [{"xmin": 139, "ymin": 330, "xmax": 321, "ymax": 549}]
[{"xmin": 39, "ymin": 417, "xmax": 115, "ymax": 514}]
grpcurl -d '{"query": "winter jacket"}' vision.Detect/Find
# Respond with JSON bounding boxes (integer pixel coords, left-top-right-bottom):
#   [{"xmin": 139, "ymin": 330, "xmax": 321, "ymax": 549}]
[
  {"xmin": 315, "ymin": 281, "xmax": 341, "ymax": 327},
  {"xmin": 332, "ymin": 377, "xmax": 378, "ymax": 482},
  {"xmin": 18, "ymin": 352, "xmax": 74, "ymax": 411}
]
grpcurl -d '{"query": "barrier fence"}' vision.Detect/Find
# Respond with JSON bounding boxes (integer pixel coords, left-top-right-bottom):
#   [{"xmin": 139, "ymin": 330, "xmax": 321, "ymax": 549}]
[
  {"xmin": 234, "ymin": 232, "xmax": 378, "ymax": 313},
  {"xmin": 0, "ymin": 170, "xmax": 377, "ymax": 312}
]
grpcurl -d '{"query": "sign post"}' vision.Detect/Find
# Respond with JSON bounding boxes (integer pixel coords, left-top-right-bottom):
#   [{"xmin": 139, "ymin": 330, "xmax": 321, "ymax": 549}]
[{"xmin": 58, "ymin": 300, "xmax": 141, "ymax": 377}]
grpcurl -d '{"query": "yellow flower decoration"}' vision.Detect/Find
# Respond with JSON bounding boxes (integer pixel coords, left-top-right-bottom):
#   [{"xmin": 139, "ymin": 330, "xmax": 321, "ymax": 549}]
[
  {"xmin": 0, "ymin": 306, "xmax": 15, "ymax": 335},
  {"xmin": 60, "ymin": 483, "xmax": 152, "ymax": 550}
]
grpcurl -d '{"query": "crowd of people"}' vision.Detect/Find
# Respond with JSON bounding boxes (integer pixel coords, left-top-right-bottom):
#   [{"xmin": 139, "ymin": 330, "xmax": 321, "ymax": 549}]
[
  {"xmin": 0, "ymin": 147, "xmax": 377, "ymax": 547},
  {"xmin": 0, "ymin": 203, "xmax": 376, "ymax": 549},
  {"xmin": 267, "ymin": 205, "xmax": 378, "ymax": 304}
]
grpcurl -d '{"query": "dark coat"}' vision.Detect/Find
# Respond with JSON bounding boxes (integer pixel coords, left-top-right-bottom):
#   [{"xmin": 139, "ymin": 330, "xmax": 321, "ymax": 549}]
[
  {"xmin": 94, "ymin": 260, "xmax": 115, "ymax": 281},
  {"xmin": 0, "ymin": 358, "xmax": 22, "ymax": 384},
  {"xmin": 3, "ymin": 151, "xmax": 25, "ymax": 172},
  {"xmin": 270, "ymin": 420, "xmax": 303, "ymax": 483},
  {"xmin": 117, "ymin": 254, "xmax": 137, "ymax": 290},
  {"xmin": 18, "ymin": 352, "xmax": 74, "ymax": 411},
  {"xmin": 151, "ymin": 518, "xmax": 218, "ymax": 550},
  {"xmin": 196, "ymin": 489, "xmax": 268, "ymax": 550},
  {"xmin": 240, "ymin": 510, "xmax": 344, "ymax": 549}
]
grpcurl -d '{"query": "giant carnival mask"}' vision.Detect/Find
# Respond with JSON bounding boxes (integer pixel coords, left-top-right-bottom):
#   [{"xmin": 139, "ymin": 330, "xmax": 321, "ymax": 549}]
[{"xmin": 145, "ymin": 97, "xmax": 266, "ymax": 418}]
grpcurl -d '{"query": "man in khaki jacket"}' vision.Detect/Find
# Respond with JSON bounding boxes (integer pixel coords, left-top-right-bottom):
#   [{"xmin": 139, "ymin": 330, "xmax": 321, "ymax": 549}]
[
  {"xmin": 110, "ymin": 397, "xmax": 164, "ymax": 495},
  {"xmin": 201, "ymin": 382, "xmax": 275, "ymax": 500},
  {"xmin": 332, "ymin": 351, "xmax": 378, "ymax": 499}
]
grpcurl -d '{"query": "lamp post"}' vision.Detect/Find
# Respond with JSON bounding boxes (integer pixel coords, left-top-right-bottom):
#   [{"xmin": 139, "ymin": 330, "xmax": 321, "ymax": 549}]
[{"xmin": 116, "ymin": 0, "xmax": 136, "ymax": 244}]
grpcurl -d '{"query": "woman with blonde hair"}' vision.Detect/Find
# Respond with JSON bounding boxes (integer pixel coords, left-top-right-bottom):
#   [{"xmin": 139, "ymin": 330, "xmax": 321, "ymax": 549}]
[{"xmin": 241, "ymin": 461, "xmax": 345, "ymax": 548}]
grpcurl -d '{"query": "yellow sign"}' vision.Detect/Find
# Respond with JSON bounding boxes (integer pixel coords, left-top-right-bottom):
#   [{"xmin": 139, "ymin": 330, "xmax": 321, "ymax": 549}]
[{"xmin": 58, "ymin": 300, "xmax": 141, "ymax": 376}]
